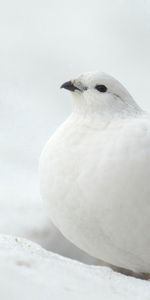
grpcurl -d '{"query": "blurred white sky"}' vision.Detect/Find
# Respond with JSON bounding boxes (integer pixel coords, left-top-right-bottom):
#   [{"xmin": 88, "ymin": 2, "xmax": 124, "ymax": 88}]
[{"xmin": 0, "ymin": 0, "xmax": 150, "ymax": 206}]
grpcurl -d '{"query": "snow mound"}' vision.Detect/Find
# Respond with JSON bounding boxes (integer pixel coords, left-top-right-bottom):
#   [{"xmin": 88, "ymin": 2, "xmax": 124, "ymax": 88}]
[{"xmin": 0, "ymin": 235, "xmax": 150, "ymax": 300}]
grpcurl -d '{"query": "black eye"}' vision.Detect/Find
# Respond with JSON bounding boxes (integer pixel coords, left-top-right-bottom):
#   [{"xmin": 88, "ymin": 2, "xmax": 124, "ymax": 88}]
[{"xmin": 95, "ymin": 85, "xmax": 107, "ymax": 93}]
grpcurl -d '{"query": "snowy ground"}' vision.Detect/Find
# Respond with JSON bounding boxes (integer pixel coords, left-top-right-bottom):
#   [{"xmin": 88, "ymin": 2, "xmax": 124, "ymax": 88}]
[{"xmin": 0, "ymin": 235, "xmax": 150, "ymax": 300}]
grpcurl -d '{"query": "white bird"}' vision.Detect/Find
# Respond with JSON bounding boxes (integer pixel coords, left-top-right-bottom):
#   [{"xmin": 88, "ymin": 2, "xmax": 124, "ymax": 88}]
[{"xmin": 40, "ymin": 72, "xmax": 150, "ymax": 279}]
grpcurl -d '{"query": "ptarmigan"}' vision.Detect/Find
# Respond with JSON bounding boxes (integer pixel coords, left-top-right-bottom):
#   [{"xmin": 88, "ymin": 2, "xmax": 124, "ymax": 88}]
[{"xmin": 40, "ymin": 72, "xmax": 150, "ymax": 279}]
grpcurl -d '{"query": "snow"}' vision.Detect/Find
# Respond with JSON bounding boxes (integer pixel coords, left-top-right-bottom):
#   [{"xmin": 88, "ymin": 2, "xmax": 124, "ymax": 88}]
[{"xmin": 0, "ymin": 235, "xmax": 150, "ymax": 300}]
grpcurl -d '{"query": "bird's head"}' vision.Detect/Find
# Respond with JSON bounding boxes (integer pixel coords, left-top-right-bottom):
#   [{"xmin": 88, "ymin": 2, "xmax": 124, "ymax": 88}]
[{"xmin": 61, "ymin": 72, "xmax": 142, "ymax": 118}]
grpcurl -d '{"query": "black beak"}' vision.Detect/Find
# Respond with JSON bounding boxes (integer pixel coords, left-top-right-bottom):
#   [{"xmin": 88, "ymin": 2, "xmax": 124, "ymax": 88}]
[{"xmin": 60, "ymin": 81, "xmax": 79, "ymax": 92}]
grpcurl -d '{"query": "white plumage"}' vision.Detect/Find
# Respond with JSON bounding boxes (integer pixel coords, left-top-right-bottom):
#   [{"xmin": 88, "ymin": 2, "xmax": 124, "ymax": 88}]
[{"xmin": 40, "ymin": 72, "xmax": 150, "ymax": 276}]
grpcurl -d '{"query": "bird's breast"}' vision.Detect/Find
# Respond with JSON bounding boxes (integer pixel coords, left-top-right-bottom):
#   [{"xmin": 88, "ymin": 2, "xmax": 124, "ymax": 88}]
[{"xmin": 40, "ymin": 117, "xmax": 150, "ymax": 272}]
